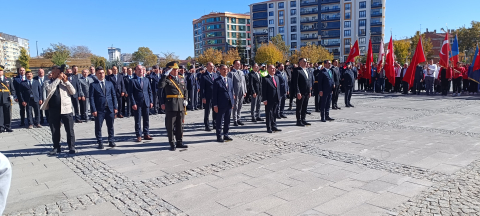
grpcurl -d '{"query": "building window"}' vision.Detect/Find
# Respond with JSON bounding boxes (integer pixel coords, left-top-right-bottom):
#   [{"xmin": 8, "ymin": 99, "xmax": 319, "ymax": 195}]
[
  {"xmin": 291, "ymin": 17, "xmax": 297, "ymax": 24},
  {"xmin": 345, "ymin": 3, "xmax": 351, "ymax": 10},
  {"xmin": 231, "ymin": 32, "xmax": 236, "ymax": 38},
  {"xmin": 269, "ymin": 3, "xmax": 274, "ymax": 8},
  {"xmin": 279, "ymin": 19, "xmax": 284, "ymax": 25},
  {"xmin": 291, "ymin": 34, "xmax": 297, "ymax": 40},
  {"xmin": 279, "ymin": 11, "xmax": 284, "ymax": 17},
  {"xmin": 359, "ymin": 1, "xmax": 366, "ymax": 8},
  {"xmin": 359, "ymin": 37, "xmax": 366, "ymax": 44},
  {"xmin": 344, "ymin": 30, "xmax": 351, "ymax": 37},
  {"xmin": 279, "ymin": 2, "xmax": 284, "ymax": 8},
  {"xmin": 359, "ymin": 19, "xmax": 366, "ymax": 27},
  {"xmin": 291, "ymin": 1, "xmax": 296, "ymax": 7},
  {"xmin": 238, "ymin": 19, "xmax": 246, "ymax": 24},
  {"xmin": 269, "ymin": 11, "xmax": 274, "ymax": 16},
  {"xmin": 359, "ymin": 29, "xmax": 366, "ymax": 36},
  {"xmin": 269, "ymin": 19, "xmax": 274, "ymax": 24},
  {"xmin": 281, "ymin": 35, "xmax": 285, "ymax": 41},
  {"xmin": 359, "ymin": 11, "xmax": 366, "ymax": 18},
  {"xmin": 269, "ymin": 27, "xmax": 275, "ymax": 37},
  {"xmin": 291, "ymin": 42, "xmax": 297, "ymax": 48},
  {"xmin": 291, "ymin": 9, "xmax": 296, "ymax": 15},
  {"xmin": 345, "ymin": 38, "xmax": 351, "ymax": 46},
  {"xmin": 344, "ymin": 21, "xmax": 351, "ymax": 28},
  {"xmin": 231, "ymin": 25, "xmax": 237, "ymax": 31},
  {"xmin": 291, "ymin": 26, "xmax": 297, "ymax": 32},
  {"xmin": 345, "ymin": 12, "xmax": 351, "ymax": 19},
  {"xmin": 247, "ymin": 26, "xmax": 251, "ymax": 31},
  {"xmin": 279, "ymin": 27, "xmax": 285, "ymax": 33},
  {"xmin": 231, "ymin": 18, "xmax": 236, "ymax": 23}
]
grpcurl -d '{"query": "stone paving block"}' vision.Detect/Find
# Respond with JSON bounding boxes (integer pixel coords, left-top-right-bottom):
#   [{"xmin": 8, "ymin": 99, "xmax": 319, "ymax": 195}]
[
  {"xmin": 387, "ymin": 181, "xmax": 427, "ymax": 197},
  {"xmin": 273, "ymin": 179, "xmax": 332, "ymax": 201},
  {"xmin": 350, "ymin": 169, "xmax": 389, "ymax": 182},
  {"xmin": 183, "ymin": 200, "xmax": 229, "ymax": 216},
  {"xmin": 313, "ymin": 189, "xmax": 377, "ymax": 215},
  {"xmin": 65, "ymin": 201, "xmax": 124, "ymax": 216},
  {"xmin": 377, "ymin": 173, "xmax": 412, "ymax": 185},
  {"xmin": 217, "ymin": 195, "xmax": 287, "ymax": 216},
  {"xmin": 208, "ymin": 173, "xmax": 252, "ymax": 189},
  {"xmin": 341, "ymin": 203, "xmax": 389, "ymax": 216},
  {"xmin": 330, "ymin": 178, "xmax": 367, "ymax": 192},
  {"xmin": 360, "ymin": 180, "xmax": 396, "ymax": 193},
  {"xmin": 318, "ymin": 169, "xmax": 358, "ymax": 182},
  {"xmin": 366, "ymin": 192, "xmax": 410, "ymax": 209},
  {"xmin": 297, "ymin": 209, "xmax": 328, "ymax": 216}
]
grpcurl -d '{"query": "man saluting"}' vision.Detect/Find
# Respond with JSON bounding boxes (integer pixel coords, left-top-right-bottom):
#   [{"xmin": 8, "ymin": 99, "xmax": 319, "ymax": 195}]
[
  {"xmin": 0, "ymin": 65, "xmax": 16, "ymax": 133},
  {"xmin": 159, "ymin": 61, "xmax": 189, "ymax": 151}
]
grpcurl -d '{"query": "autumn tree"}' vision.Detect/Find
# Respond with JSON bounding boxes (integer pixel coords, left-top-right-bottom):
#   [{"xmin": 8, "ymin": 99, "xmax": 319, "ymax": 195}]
[
  {"xmin": 410, "ymin": 31, "xmax": 433, "ymax": 59},
  {"xmin": 132, "ymin": 47, "xmax": 158, "ymax": 67},
  {"xmin": 271, "ymin": 34, "xmax": 290, "ymax": 62},
  {"xmin": 158, "ymin": 52, "xmax": 180, "ymax": 67},
  {"xmin": 289, "ymin": 43, "xmax": 333, "ymax": 64},
  {"xmin": 254, "ymin": 42, "xmax": 283, "ymax": 65},
  {"xmin": 458, "ymin": 21, "xmax": 480, "ymax": 61},
  {"xmin": 70, "ymin": 45, "xmax": 92, "ymax": 58},
  {"xmin": 393, "ymin": 39, "xmax": 411, "ymax": 65},
  {"xmin": 18, "ymin": 47, "xmax": 30, "ymax": 70},
  {"xmin": 223, "ymin": 48, "xmax": 241, "ymax": 66},
  {"xmin": 196, "ymin": 48, "xmax": 223, "ymax": 65},
  {"xmin": 91, "ymin": 55, "xmax": 107, "ymax": 70},
  {"xmin": 42, "ymin": 43, "xmax": 70, "ymax": 59},
  {"xmin": 51, "ymin": 48, "xmax": 70, "ymax": 66}
]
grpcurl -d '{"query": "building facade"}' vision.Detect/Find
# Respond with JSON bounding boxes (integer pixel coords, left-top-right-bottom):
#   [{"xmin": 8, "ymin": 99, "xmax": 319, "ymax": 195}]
[
  {"xmin": 423, "ymin": 28, "xmax": 456, "ymax": 63},
  {"xmin": 108, "ymin": 47, "xmax": 121, "ymax": 62},
  {"xmin": 193, "ymin": 12, "xmax": 252, "ymax": 60},
  {"xmin": 250, "ymin": 0, "xmax": 386, "ymax": 62},
  {"xmin": 121, "ymin": 53, "xmax": 133, "ymax": 62},
  {"xmin": 0, "ymin": 32, "xmax": 29, "ymax": 72}
]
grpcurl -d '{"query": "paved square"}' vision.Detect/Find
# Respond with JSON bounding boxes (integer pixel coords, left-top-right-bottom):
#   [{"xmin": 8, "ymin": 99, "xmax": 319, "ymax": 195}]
[{"xmin": 1, "ymin": 93, "xmax": 480, "ymax": 216}]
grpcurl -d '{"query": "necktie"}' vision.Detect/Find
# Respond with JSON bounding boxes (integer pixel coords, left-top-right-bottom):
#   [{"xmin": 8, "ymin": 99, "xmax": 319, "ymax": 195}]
[
  {"xmin": 101, "ymin": 81, "xmax": 105, "ymax": 94},
  {"xmin": 139, "ymin": 78, "xmax": 143, "ymax": 89},
  {"xmin": 22, "ymin": 76, "xmax": 24, "ymax": 81},
  {"xmin": 29, "ymin": 80, "xmax": 32, "ymax": 88},
  {"xmin": 224, "ymin": 77, "xmax": 228, "ymax": 88},
  {"xmin": 328, "ymin": 70, "xmax": 333, "ymax": 79},
  {"xmin": 272, "ymin": 76, "xmax": 277, "ymax": 87},
  {"xmin": 115, "ymin": 74, "xmax": 117, "ymax": 81},
  {"xmin": 40, "ymin": 78, "xmax": 43, "ymax": 86}
]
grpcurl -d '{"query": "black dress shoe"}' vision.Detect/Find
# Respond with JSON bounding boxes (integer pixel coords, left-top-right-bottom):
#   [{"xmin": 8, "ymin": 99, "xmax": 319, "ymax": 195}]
[
  {"xmin": 273, "ymin": 128, "xmax": 282, "ymax": 132},
  {"xmin": 97, "ymin": 143, "xmax": 104, "ymax": 149},
  {"xmin": 0, "ymin": 129, "xmax": 2, "ymax": 133},
  {"xmin": 332, "ymin": 107, "xmax": 337, "ymax": 110},
  {"xmin": 5, "ymin": 128, "xmax": 13, "ymax": 132},
  {"xmin": 75, "ymin": 120, "xmax": 82, "ymax": 123},
  {"xmin": 159, "ymin": 110, "xmax": 166, "ymax": 114},
  {"xmin": 256, "ymin": 117, "xmax": 264, "ymax": 121},
  {"xmin": 306, "ymin": 111, "xmax": 312, "ymax": 115},
  {"xmin": 169, "ymin": 142, "xmax": 176, "ymax": 151},
  {"xmin": 217, "ymin": 137, "xmax": 224, "ymax": 143},
  {"xmin": 336, "ymin": 107, "xmax": 342, "ymax": 110},
  {"xmin": 296, "ymin": 121, "xmax": 305, "ymax": 127},
  {"xmin": 68, "ymin": 149, "xmax": 76, "ymax": 154},
  {"xmin": 109, "ymin": 142, "xmax": 116, "ymax": 147},
  {"xmin": 234, "ymin": 122, "xmax": 239, "ymax": 126},
  {"xmin": 237, "ymin": 121, "xmax": 244, "ymax": 126},
  {"xmin": 267, "ymin": 130, "xmax": 273, "ymax": 133},
  {"xmin": 205, "ymin": 127, "xmax": 212, "ymax": 131},
  {"xmin": 252, "ymin": 118, "xmax": 257, "ymax": 123},
  {"xmin": 302, "ymin": 121, "xmax": 311, "ymax": 126},
  {"xmin": 326, "ymin": 117, "xmax": 335, "ymax": 121},
  {"xmin": 176, "ymin": 141, "xmax": 188, "ymax": 148},
  {"xmin": 348, "ymin": 104, "xmax": 354, "ymax": 107},
  {"xmin": 321, "ymin": 119, "xmax": 327, "ymax": 122},
  {"xmin": 280, "ymin": 115, "xmax": 288, "ymax": 118},
  {"xmin": 224, "ymin": 135, "xmax": 233, "ymax": 141}
]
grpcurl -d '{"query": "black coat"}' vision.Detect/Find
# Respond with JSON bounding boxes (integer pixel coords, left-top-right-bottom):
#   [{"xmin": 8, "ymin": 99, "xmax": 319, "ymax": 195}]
[
  {"xmin": 262, "ymin": 74, "xmax": 281, "ymax": 103},
  {"xmin": 19, "ymin": 79, "xmax": 43, "ymax": 103},
  {"xmin": 291, "ymin": 67, "xmax": 312, "ymax": 95},
  {"xmin": 316, "ymin": 68, "xmax": 334, "ymax": 95},
  {"xmin": 331, "ymin": 66, "xmax": 341, "ymax": 86},
  {"xmin": 106, "ymin": 73, "xmax": 125, "ymax": 96},
  {"xmin": 342, "ymin": 69, "xmax": 355, "ymax": 87},
  {"xmin": 67, "ymin": 74, "xmax": 83, "ymax": 98},
  {"xmin": 415, "ymin": 66, "xmax": 424, "ymax": 81},
  {"xmin": 249, "ymin": 71, "xmax": 262, "ymax": 96}
]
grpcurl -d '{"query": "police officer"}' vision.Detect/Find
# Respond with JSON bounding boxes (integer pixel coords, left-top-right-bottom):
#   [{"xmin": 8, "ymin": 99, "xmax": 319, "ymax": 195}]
[
  {"xmin": 0, "ymin": 65, "xmax": 16, "ymax": 133},
  {"xmin": 159, "ymin": 61, "xmax": 189, "ymax": 151}
]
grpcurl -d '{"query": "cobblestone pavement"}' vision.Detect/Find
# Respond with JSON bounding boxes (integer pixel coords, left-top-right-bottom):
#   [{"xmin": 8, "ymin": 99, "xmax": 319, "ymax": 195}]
[{"xmin": 1, "ymin": 93, "xmax": 480, "ymax": 216}]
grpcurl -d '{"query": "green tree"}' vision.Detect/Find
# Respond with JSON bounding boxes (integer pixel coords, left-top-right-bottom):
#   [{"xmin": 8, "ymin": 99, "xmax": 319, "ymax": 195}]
[
  {"xmin": 158, "ymin": 52, "xmax": 180, "ymax": 67},
  {"xmin": 457, "ymin": 21, "xmax": 480, "ymax": 62},
  {"xmin": 42, "ymin": 43, "xmax": 70, "ymax": 59},
  {"xmin": 271, "ymin": 34, "xmax": 290, "ymax": 62},
  {"xmin": 132, "ymin": 47, "xmax": 158, "ymax": 67},
  {"xmin": 91, "ymin": 55, "xmax": 107, "ymax": 70},
  {"xmin": 186, "ymin": 56, "xmax": 193, "ymax": 60},
  {"xmin": 393, "ymin": 39, "xmax": 411, "ymax": 65},
  {"xmin": 18, "ymin": 47, "xmax": 30, "ymax": 70},
  {"xmin": 51, "ymin": 48, "xmax": 70, "ymax": 66},
  {"xmin": 410, "ymin": 31, "xmax": 433, "ymax": 59}
]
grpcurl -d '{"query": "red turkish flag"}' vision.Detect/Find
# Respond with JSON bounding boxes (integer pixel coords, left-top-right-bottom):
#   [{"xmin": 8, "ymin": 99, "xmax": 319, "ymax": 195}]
[
  {"xmin": 346, "ymin": 40, "xmax": 360, "ymax": 63},
  {"xmin": 439, "ymin": 32, "xmax": 450, "ymax": 68},
  {"xmin": 366, "ymin": 39, "xmax": 374, "ymax": 84},
  {"xmin": 474, "ymin": 47, "xmax": 480, "ymax": 71},
  {"xmin": 377, "ymin": 37, "xmax": 385, "ymax": 72},
  {"xmin": 385, "ymin": 36, "xmax": 395, "ymax": 86},
  {"xmin": 402, "ymin": 37, "xmax": 426, "ymax": 89}
]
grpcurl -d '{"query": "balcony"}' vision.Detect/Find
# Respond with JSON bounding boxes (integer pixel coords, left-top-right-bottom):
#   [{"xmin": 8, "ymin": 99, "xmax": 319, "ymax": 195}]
[
  {"xmin": 371, "ymin": 31, "xmax": 382, "ymax": 35},
  {"xmin": 331, "ymin": 51, "xmax": 340, "ymax": 56},
  {"xmin": 301, "ymin": 26, "xmax": 319, "ymax": 32},
  {"xmin": 301, "ymin": 42, "xmax": 319, "ymax": 47},
  {"xmin": 320, "ymin": 8, "xmax": 340, "ymax": 13},
  {"xmin": 320, "ymin": 23, "xmax": 340, "ymax": 29},
  {"xmin": 301, "ymin": 0, "xmax": 318, "ymax": 6},
  {"xmin": 371, "ymin": 12, "xmax": 383, "ymax": 17},
  {"xmin": 300, "ymin": 18, "xmax": 318, "ymax": 23},
  {"xmin": 321, "ymin": 33, "xmax": 340, "ymax": 38},
  {"xmin": 301, "ymin": 36, "xmax": 318, "ymax": 40},
  {"xmin": 300, "ymin": 9, "xmax": 319, "ymax": 15},
  {"xmin": 371, "ymin": 2, "xmax": 382, "ymax": 8},
  {"xmin": 321, "ymin": 0, "xmax": 340, "ymax": 4},
  {"xmin": 321, "ymin": 42, "xmax": 340, "ymax": 47},
  {"xmin": 371, "ymin": 21, "xmax": 382, "ymax": 26},
  {"xmin": 321, "ymin": 16, "xmax": 340, "ymax": 21}
]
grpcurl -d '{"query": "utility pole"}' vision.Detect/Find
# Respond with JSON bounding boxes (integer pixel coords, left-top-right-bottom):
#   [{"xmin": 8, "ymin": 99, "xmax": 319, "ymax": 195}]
[{"xmin": 36, "ymin": 41, "xmax": 39, "ymax": 57}]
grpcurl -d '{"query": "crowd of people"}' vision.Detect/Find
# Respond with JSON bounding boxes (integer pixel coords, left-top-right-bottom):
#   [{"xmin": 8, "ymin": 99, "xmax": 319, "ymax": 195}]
[{"xmin": 0, "ymin": 57, "xmax": 478, "ymax": 154}]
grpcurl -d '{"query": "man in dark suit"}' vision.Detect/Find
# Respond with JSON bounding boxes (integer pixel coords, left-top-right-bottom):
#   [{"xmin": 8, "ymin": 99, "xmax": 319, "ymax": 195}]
[
  {"xmin": 212, "ymin": 65, "xmax": 234, "ymax": 143},
  {"xmin": 291, "ymin": 58, "xmax": 312, "ymax": 126},
  {"xmin": 0, "ymin": 65, "xmax": 16, "ymax": 133},
  {"xmin": 89, "ymin": 67, "xmax": 118, "ymax": 149},
  {"xmin": 276, "ymin": 63, "xmax": 289, "ymax": 118},
  {"xmin": 106, "ymin": 66, "xmax": 125, "ymax": 118},
  {"xmin": 262, "ymin": 65, "xmax": 282, "ymax": 133},
  {"xmin": 316, "ymin": 60, "xmax": 335, "ymax": 122},
  {"xmin": 185, "ymin": 67, "xmax": 198, "ymax": 111},
  {"xmin": 200, "ymin": 62, "xmax": 218, "ymax": 131},
  {"xmin": 342, "ymin": 62, "xmax": 355, "ymax": 107},
  {"xmin": 313, "ymin": 62, "xmax": 322, "ymax": 112},
  {"xmin": 285, "ymin": 60, "xmax": 294, "ymax": 110},
  {"xmin": 249, "ymin": 63, "xmax": 263, "ymax": 122},
  {"xmin": 33, "ymin": 69, "xmax": 47, "ymax": 124},
  {"xmin": 413, "ymin": 65, "xmax": 424, "ymax": 95},
  {"xmin": 159, "ymin": 62, "xmax": 189, "ymax": 151},
  {"xmin": 128, "ymin": 65, "xmax": 154, "ymax": 142},
  {"xmin": 67, "ymin": 67, "xmax": 83, "ymax": 123},
  {"xmin": 331, "ymin": 59, "xmax": 342, "ymax": 110},
  {"xmin": 149, "ymin": 66, "xmax": 164, "ymax": 114},
  {"xmin": 123, "ymin": 68, "xmax": 134, "ymax": 117},
  {"xmin": 19, "ymin": 70, "xmax": 43, "ymax": 129},
  {"xmin": 13, "ymin": 67, "xmax": 27, "ymax": 126}
]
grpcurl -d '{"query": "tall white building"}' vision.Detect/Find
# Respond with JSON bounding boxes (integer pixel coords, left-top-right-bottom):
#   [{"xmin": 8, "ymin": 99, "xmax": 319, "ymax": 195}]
[
  {"xmin": 121, "ymin": 53, "xmax": 132, "ymax": 62},
  {"xmin": 0, "ymin": 32, "xmax": 29, "ymax": 72},
  {"xmin": 108, "ymin": 47, "xmax": 121, "ymax": 62},
  {"xmin": 250, "ymin": 0, "xmax": 386, "ymax": 62}
]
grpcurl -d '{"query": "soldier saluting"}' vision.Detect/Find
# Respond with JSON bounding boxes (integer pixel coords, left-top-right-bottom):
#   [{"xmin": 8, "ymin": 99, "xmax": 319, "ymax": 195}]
[
  {"xmin": 0, "ymin": 65, "xmax": 16, "ymax": 133},
  {"xmin": 159, "ymin": 61, "xmax": 189, "ymax": 151}
]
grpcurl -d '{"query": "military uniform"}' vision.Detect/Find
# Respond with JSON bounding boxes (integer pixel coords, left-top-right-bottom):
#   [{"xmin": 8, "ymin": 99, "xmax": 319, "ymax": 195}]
[
  {"xmin": 158, "ymin": 62, "xmax": 189, "ymax": 151},
  {"xmin": 0, "ymin": 65, "xmax": 16, "ymax": 132}
]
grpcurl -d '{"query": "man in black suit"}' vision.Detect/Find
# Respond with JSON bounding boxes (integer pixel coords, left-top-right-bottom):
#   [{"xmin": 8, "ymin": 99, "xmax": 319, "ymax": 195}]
[
  {"xmin": 89, "ymin": 67, "xmax": 118, "ymax": 149},
  {"xmin": 212, "ymin": 65, "xmax": 234, "ymax": 143},
  {"xmin": 185, "ymin": 67, "xmax": 198, "ymax": 111},
  {"xmin": 200, "ymin": 62, "xmax": 218, "ymax": 131},
  {"xmin": 106, "ymin": 66, "xmax": 125, "ymax": 118},
  {"xmin": 33, "ymin": 69, "xmax": 47, "ymax": 124},
  {"xmin": 313, "ymin": 62, "xmax": 322, "ymax": 112},
  {"xmin": 67, "ymin": 66, "xmax": 83, "ymax": 123},
  {"xmin": 19, "ymin": 70, "xmax": 43, "ymax": 129},
  {"xmin": 0, "ymin": 65, "xmax": 16, "ymax": 133},
  {"xmin": 342, "ymin": 62, "xmax": 355, "ymax": 107},
  {"xmin": 316, "ymin": 60, "xmax": 335, "ymax": 122},
  {"xmin": 128, "ymin": 65, "xmax": 154, "ymax": 142},
  {"xmin": 275, "ymin": 63, "xmax": 289, "ymax": 118},
  {"xmin": 13, "ymin": 67, "xmax": 26, "ymax": 126},
  {"xmin": 331, "ymin": 59, "xmax": 342, "ymax": 110},
  {"xmin": 249, "ymin": 63, "xmax": 263, "ymax": 122},
  {"xmin": 413, "ymin": 65, "xmax": 424, "ymax": 95},
  {"xmin": 123, "ymin": 68, "xmax": 134, "ymax": 117},
  {"xmin": 149, "ymin": 66, "xmax": 164, "ymax": 114},
  {"xmin": 291, "ymin": 58, "xmax": 312, "ymax": 126},
  {"xmin": 262, "ymin": 65, "xmax": 282, "ymax": 133}
]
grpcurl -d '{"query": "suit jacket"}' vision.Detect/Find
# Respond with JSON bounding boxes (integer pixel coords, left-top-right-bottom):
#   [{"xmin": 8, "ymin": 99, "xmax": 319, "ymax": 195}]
[
  {"xmin": 342, "ymin": 69, "xmax": 355, "ymax": 87},
  {"xmin": 185, "ymin": 72, "xmax": 198, "ymax": 91},
  {"xmin": 316, "ymin": 68, "xmax": 334, "ymax": 95},
  {"xmin": 33, "ymin": 76, "xmax": 47, "ymax": 101},
  {"xmin": 149, "ymin": 72, "xmax": 163, "ymax": 94},
  {"xmin": 89, "ymin": 80, "xmax": 118, "ymax": 113},
  {"xmin": 262, "ymin": 74, "xmax": 281, "ymax": 104},
  {"xmin": 415, "ymin": 66, "xmax": 424, "ymax": 81},
  {"xmin": 313, "ymin": 69, "xmax": 322, "ymax": 94},
  {"xmin": 78, "ymin": 76, "xmax": 94, "ymax": 98},
  {"xmin": 19, "ymin": 79, "xmax": 43, "ymax": 103},
  {"xmin": 331, "ymin": 66, "xmax": 341, "ymax": 86},
  {"xmin": 128, "ymin": 75, "xmax": 153, "ymax": 107},
  {"xmin": 0, "ymin": 76, "xmax": 16, "ymax": 104},
  {"xmin": 13, "ymin": 75, "xmax": 26, "ymax": 99},
  {"xmin": 291, "ymin": 67, "xmax": 312, "ymax": 95},
  {"xmin": 212, "ymin": 76, "xmax": 234, "ymax": 110},
  {"xmin": 308, "ymin": 68, "xmax": 315, "ymax": 87},
  {"xmin": 200, "ymin": 72, "xmax": 218, "ymax": 100},
  {"xmin": 67, "ymin": 74, "xmax": 83, "ymax": 98},
  {"xmin": 228, "ymin": 69, "xmax": 247, "ymax": 96},
  {"xmin": 158, "ymin": 75, "xmax": 188, "ymax": 112},
  {"xmin": 249, "ymin": 71, "xmax": 262, "ymax": 96},
  {"xmin": 106, "ymin": 73, "xmax": 125, "ymax": 96},
  {"xmin": 275, "ymin": 70, "xmax": 289, "ymax": 96}
]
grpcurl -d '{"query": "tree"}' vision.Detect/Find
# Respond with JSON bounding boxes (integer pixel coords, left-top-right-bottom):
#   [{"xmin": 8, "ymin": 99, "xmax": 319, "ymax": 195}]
[
  {"xmin": 42, "ymin": 43, "xmax": 70, "ymax": 59},
  {"xmin": 223, "ymin": 48, "xmax": 241, "ymax": 66},
  {"xmin": 410, "ymin": 31, "xmax": 433, "ymax": 59},
  {"xmin": 91, "ymin": 55, "xmax": 107, "ymax": 70},
  {"xmin": 393, "ymin": 39, "xmax": 411, "ymax": 65},
  {"xmin": 132, "ymin": 47, "xmax": 158, "ymax": 67},
  {"xmin": 196, "ymin": 48, "xmax": 223, "ymax": 65},
  {"xmin": 458, "ymin": 21, "xmax": 480, "ymax": 61},
  {"xmin": 158, "ymin": 52, "xmax": 180, "ymax": 67},
  {"xmin": 186, "ymin": 56, "xmax": 193, "ymax": 60},
  {"xmin": 18, "ymin": 47, "xmax": 30, "ymax": 70},
  {"xmin": 271, "ymin": 34, "xmax": 290, "ymax": 62},
  {"xmin": 254, "ymin": 42, "xmax": 283, "ymax": 65},
  {"xmin": 51, "ymin": 48, "xmax": 70, "ymax": 66},
  {"xmin": 289, "ymin": 43, "xmax": 333, "ymax": 64},
  {"xmin": 70, "ymin": 45, "xmax": 92, "ymax": 58}
]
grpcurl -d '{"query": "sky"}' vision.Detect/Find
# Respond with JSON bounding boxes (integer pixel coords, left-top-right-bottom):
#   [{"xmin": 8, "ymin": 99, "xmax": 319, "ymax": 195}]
[{"xmin": 2, "ymin": 0, "xmax": 479, "ymax": 60}]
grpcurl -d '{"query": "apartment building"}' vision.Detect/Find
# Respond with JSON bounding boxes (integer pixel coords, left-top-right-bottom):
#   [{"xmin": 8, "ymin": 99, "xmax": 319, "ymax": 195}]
[
  {"xmin": 108, "ymin": 47, "xmax": 121, "ymax": 62},
  {"xmin": 0, "ymin": 32, "xmax": 29, "ymax": 72}
]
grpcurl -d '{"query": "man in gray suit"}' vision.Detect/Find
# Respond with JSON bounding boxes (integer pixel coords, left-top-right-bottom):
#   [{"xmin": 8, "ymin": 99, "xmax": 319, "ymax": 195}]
[
  {"xmin": 78, "ymin": 69, "xmax": 94, "ymax": 122},
  {"xmin": 228, "ymin": 60, "xmax": 247, "ymax": 126}
]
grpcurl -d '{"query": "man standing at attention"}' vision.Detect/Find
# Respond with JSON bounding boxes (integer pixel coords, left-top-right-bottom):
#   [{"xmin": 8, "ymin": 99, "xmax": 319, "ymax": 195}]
[
  {"xmin": 342, "ymin": 62, "xmax": 355, "ymax": 108},
  {"xmin": 316, "ymin": 60, "xmax": 335, "ymax": 122},
  {"xmin": 13, "ymin": 67, "xmax": 26, "ymax": 126},
  {"xmin": 291, "ymin": 58, "xmax": 312, "ymax": 126},
  {"xmin": 34, "ymin": 69, "xmax": 47, "ymax": 124},
  {"xmin": 200, "ymin": 62, "xmax": 218, "ymax": 131},
  {"xmin": 249, "ymin": 63, "xmax": 263, "ymax": 122},
  {"xmin": 262, "ymin": 65, "xmax": 282, "ymax": 133},
  {"xmin": 213, "ymin": 65, "xmax": 234, "ymax": 143},
  {"xmin": 106, "ymin": 66, "xmax": 125, "ymax": 118},
  {"xmin": 128, "ymin": 65, "xmax": 153, "ymax": 142},
  {"xmin": 18, "ymin": 70, "xmax": 43, "ymax": 129},
  {"xmin": 0, "ymin": 65, "xmax": 15, "ymax": 133},
  {"xmin": 228, "ymin": 60, "xmax": 247, "ymax": 126},
  {"xmin": 275, "ymin": 63, "xmax": 289, "ymax": 118}
]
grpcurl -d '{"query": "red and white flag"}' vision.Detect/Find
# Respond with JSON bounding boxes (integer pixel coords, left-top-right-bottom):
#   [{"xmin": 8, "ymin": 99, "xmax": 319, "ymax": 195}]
[
  {"xmin": 366, "ymin": 39, "xmax": 374, "ymax": 84},
  {"xmin": 402, "ymin": 37, "xmax": 426, "ymax": 89},
  {"xmin": 377, "ymin": 37, "xmax": 385, "ymax": 72},
  {"xmin": 345, "ymin": 40, "xmax": 360, "ymax": 63},
  {"xmin": 439, "ymin": 32, "xmax": 450, "ymax": 68},
  {"xmin": 385, "ymin": 36, "xmax": 395, "ymax": 86}
]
